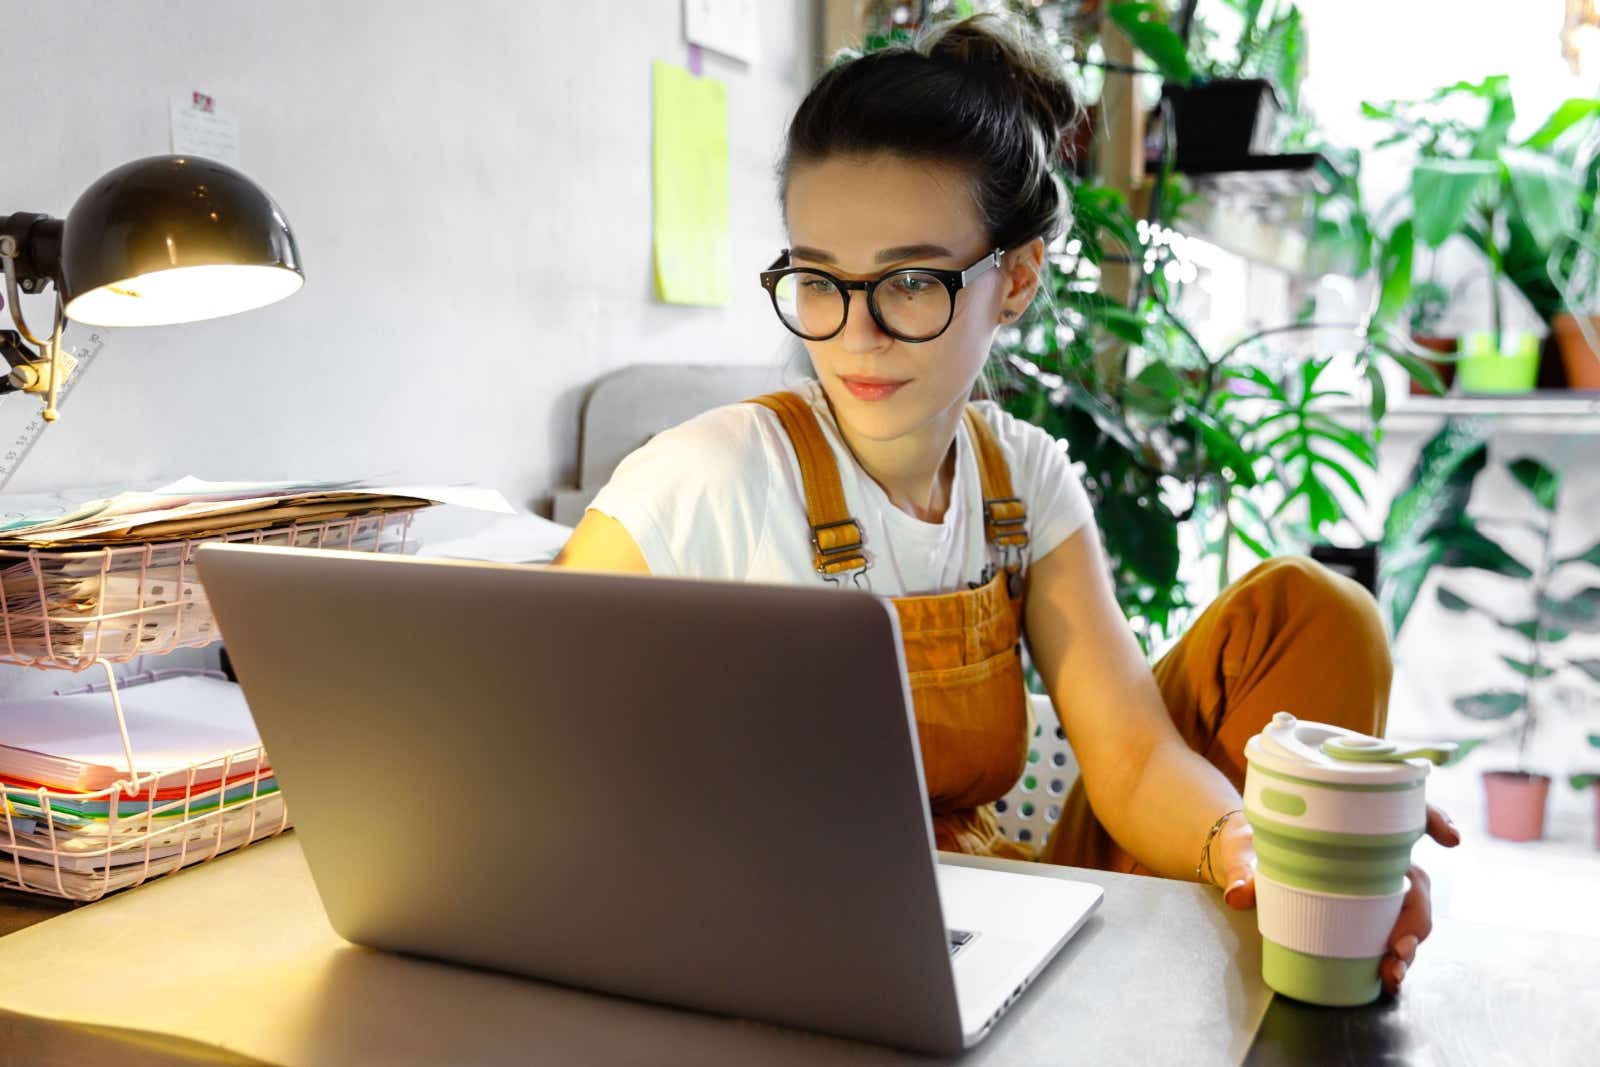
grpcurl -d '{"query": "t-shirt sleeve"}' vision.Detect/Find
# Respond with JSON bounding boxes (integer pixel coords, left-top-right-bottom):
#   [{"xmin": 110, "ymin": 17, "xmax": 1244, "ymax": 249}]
[
  {"xmin": 586, "ymin": 404, "xmax": 771, "ymax": 580},
  {"xmin": 983, "ymin": 403, "xmax": 1095, "ymax": 562}
]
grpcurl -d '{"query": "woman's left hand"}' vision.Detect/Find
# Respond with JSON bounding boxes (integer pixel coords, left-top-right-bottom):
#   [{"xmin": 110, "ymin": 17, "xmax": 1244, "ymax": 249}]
[{"xmin": 1212, "ymin": 804, "xmax": 1462, "ymax": 996}]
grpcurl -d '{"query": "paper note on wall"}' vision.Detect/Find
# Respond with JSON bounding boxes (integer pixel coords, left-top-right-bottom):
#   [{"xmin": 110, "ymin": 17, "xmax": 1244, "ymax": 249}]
[
  {"xmin": 652, "ymin": 61, "xmax": 731, "ymax": 307},
  {"xmin": 169, "ymin": 91, "xmax": 241, "ymax": 167},
  {"xmin": 684, "ymin": 0, "xmax": 760, "ymax": 64}
]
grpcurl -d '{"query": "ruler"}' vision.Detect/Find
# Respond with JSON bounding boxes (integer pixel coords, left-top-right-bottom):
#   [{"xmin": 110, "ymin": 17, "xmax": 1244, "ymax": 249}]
[{"xmin": 0, "ymin": 330, "xmax": 107, "ymax": 493}]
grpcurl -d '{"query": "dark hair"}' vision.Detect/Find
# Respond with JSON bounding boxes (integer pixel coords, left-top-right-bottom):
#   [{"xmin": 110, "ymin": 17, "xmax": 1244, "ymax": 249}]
[{"xmin": 779, "ymin": 14, "xmax": 1081, "ymax": 251}]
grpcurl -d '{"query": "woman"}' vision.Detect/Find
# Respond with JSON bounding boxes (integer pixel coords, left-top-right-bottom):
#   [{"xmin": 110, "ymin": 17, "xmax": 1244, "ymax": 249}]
[{"xmin": 557, "ymin": 14, "xmax": 1455, "ymax": 996}]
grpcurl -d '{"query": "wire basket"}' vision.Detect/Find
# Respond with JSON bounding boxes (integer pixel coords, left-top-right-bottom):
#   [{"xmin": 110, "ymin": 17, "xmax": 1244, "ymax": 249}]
[
  {"xmin": 0, "ymin": 508, "xmax": 420, "ymax": 671},
  {"xmin": 1, "ymin": 697, "xmax": 285, "ymax": 902},
  {"xmin": 0, "ymin": 506, "xmax": 424, "ymax": 900}
]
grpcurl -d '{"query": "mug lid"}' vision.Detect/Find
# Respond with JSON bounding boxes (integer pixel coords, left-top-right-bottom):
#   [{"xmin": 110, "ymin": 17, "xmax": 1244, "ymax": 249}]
[{"xmin": 1244, "ymin": 712, "xmax": 1432, "ymax": 787}]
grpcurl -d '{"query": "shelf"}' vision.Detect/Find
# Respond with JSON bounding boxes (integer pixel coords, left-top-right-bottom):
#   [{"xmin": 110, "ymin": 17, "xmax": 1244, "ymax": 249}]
[
  {"xmin": 1177, "ymin": 153, "xmax": 1340, "ymax": 197},
  {"xmin": 1328, "ymin": 392, "xmax": 1600, "ymax": 435}
]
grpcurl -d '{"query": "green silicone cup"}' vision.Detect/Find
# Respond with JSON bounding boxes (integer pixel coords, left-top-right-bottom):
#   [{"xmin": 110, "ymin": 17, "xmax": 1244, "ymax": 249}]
[
  {"xmin": 1261, "ymin": 940, "xmax": 1383, "ymax": 1007},
  {"xmin": 1247, "ymin": 810, "xmax": 1422, "ymax": 896}
]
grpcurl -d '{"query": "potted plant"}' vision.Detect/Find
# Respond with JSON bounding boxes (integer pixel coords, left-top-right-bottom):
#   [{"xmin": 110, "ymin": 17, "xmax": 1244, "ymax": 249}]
[
  {"xmin": 1572, "ymin": 733, "xmax": 1600, "ymax": 849},
  {"xmin": 1406, "ymin": 279, "xmax": 1457, "ymax": 396},
  {"xmin": 1550, "ymin": 232, "xmax": 1600, "ymax": 390},
  {"xmin": 1364, "ymin": 79, "xmax": 1600, "ymax": 394},
  {"xmin": 1430, "ymin": 456, "xmax": 1600, "ymax": 840},
  {"xmin": 1128, "ymin": 0, "xmax": 1304, "ymax": 169}
]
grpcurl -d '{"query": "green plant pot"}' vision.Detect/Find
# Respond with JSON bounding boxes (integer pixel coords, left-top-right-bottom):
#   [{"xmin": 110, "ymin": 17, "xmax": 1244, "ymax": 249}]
[{"xmin": 1456, "ymin": 333, "xmax": 1540, "ymax": 394}]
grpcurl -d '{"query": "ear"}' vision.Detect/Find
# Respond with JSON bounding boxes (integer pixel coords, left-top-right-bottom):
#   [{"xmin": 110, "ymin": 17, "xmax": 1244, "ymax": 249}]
[{"xmin": 998, "ymin": 238, "xmax": 1046, "ymax": 323}]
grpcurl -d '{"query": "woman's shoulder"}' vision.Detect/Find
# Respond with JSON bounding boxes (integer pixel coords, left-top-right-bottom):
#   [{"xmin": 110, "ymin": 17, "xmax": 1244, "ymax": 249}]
[
  {"xmin": 604, "ymin": 396, "xmax": 782, "ymax": 483},
  {"xmin": 966, "ymin": 397, "xmax": 1065, "ymax": 465}
]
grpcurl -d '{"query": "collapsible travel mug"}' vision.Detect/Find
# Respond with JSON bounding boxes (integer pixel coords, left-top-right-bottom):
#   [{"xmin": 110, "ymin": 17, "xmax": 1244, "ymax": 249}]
[{"xmin": 1243, "ymin": 712, "xmax": 1452, "ymax": 1007}]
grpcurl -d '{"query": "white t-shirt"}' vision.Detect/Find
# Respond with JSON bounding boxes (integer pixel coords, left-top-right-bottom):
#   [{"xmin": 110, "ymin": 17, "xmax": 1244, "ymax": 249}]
[{"xmin": 589, "ymin": 379, "xmax": 1094, "ymax": 596}]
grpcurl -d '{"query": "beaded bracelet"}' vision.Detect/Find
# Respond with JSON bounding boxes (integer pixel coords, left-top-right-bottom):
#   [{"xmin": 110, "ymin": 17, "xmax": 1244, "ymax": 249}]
[{"xmin": 1196, "ymin": 808, "xmax": 1243, "ymax": 886}]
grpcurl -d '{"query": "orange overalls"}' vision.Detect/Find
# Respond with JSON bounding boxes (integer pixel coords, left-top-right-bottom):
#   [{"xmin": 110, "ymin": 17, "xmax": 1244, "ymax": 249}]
[
  {"xmin": 751, "ymin": 390, "xmax": 1395, "ymax": 873},
  {"xmin": 751, "ymin": 392, "xmax": 1034, "ymax": 860}
]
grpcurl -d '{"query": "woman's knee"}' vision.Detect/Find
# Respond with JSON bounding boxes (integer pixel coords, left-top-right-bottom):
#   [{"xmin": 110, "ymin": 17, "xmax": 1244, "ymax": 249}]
[{"xmin": 1242, "ymin": 556, "xmax": 1394, "ymax": 724}]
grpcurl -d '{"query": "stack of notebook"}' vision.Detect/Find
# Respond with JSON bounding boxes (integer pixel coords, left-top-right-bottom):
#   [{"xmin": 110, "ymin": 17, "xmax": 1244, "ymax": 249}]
[{"xmin": 0, "ymin": 675, "xmax": 284, "ymax": 899}]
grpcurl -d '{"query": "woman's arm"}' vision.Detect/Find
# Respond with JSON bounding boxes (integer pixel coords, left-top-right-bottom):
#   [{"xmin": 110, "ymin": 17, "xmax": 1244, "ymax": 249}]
[
  {"xmin": 1023, "ymin": 523, "xmax": 1241, "ymax": 883},
  {"xmin": 550, "ymin": 510, "xmax": 652, "ymax": 574}
]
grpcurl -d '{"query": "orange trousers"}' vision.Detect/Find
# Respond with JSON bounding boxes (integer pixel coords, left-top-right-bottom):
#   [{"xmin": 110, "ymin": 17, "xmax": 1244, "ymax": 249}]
[{"xmin": 1038, "ymin": 556, "xmax": 1393, "ymax": 874}]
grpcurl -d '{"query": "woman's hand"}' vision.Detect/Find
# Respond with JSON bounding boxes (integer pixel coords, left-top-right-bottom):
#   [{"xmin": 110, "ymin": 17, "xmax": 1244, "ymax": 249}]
[
  {"xmin": 1377, "ymin": 805, "xmax": 1460, "ymax": 995},
  {"xmin": 1213, "ymin": 804, "xmax": 1461, "ymax": 997}
]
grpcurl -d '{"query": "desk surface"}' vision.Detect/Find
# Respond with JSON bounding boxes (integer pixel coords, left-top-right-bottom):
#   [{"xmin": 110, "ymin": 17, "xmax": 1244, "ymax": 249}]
[
  {"xmin": 5, "ymin": 837, "xmax": 1594, "ymax": 1067},
  {"xmin": 0, "ymin": 835, "xmax": 1268, "ymax": 1066}
]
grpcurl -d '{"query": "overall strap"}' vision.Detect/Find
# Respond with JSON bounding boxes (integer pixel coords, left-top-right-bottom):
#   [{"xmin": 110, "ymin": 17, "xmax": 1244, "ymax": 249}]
[
  {"xmin": 962, "ymin": 406, "xmax": 1029, "ymax": 558},
  {"xmin": 747, "ymin": 392, "xmax": 869, "ymax": 579}
]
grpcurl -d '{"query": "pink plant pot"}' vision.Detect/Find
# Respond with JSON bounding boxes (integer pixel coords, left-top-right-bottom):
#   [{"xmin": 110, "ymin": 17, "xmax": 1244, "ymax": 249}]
[{"xmin": 1483, "ymin": 771, "xmax": 1550, "ymax": 842}]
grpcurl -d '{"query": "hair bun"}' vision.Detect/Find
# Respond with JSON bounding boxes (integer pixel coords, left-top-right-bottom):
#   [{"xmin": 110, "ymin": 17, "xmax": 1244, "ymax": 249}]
[{"xmin": 923, "ymin": 14, "xmax": 1080, "ymax": 149}]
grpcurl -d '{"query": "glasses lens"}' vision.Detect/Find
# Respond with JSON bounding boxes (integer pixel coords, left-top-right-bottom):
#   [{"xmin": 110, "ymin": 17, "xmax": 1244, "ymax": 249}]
[
  {"xmin": 872, "ymin": 272, "xmax": 953, "ymax": 341},
  {"xmin": 772, "ymin": 271, "xmax": 845, "ymax": 339}
]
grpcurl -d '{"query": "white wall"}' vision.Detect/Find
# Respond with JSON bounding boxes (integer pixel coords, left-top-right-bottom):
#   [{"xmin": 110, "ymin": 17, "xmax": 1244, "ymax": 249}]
[{"xmin": 0, "ymin": 1, "xmax": 815, "ymax": 508}]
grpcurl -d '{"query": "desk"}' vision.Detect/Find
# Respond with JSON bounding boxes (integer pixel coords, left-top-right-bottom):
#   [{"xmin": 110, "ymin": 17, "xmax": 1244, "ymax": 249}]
[
  {"xmin": 0, "ymin": 835, "xmax": 1268, "ymax": 1066},
  {"xmin": 2, "ymin": 837, "xmax": 1595, "ymax": 1066}
]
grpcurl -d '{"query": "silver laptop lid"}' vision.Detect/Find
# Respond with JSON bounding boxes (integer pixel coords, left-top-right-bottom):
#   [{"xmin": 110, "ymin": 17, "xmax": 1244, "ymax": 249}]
[{"xmin": 196, "ymin": 544, "xmax": 966, "ymax": 1055}]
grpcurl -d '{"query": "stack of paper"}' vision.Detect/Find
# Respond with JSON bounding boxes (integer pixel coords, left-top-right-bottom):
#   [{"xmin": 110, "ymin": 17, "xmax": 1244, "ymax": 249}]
[
  {"xmin": 0, "ymin": 477, "xmax": 515, "ymax": 663},
  {"xmin": 0, "ymin": 476, "xmax": 512, "ymax": 547},
  {"xmin": 0, "ymin": 675, "xmax": 286, "ymax": 899},
  {"xmin": 0, "ymin": 674, "xmax": 264, "ymax": 790}
]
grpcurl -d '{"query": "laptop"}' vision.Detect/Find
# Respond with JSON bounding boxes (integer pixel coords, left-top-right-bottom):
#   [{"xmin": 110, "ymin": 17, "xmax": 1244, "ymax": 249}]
[{"xmin": 195, "ymin": 544, "xmax": 1102, "ymax": 1056}]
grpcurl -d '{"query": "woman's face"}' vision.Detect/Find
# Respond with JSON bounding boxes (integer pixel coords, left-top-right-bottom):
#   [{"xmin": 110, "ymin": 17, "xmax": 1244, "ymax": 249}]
[{"xmin": 783, "ymin": 153, "xmax": 1016, "ymax": 445}]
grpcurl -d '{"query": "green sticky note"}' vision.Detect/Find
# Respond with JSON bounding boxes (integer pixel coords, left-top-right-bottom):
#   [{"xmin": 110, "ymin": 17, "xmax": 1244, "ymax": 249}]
[{"xmin": 652, "ymin": 60, "xmax": 731, "ymax": 306}]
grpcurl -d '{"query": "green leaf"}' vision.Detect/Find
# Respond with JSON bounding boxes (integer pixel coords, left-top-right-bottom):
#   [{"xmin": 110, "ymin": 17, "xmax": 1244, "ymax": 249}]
[
  {"xmin": 1107, "ymin": 3, "xmax": 1193, "ymax": 86},
  {"xmin": 1099, "ymin": 487, "xmax": 1181, "ymax": 592},
  {"xmin": 1411, "ymin": 159, "xmax": 1499, "ymax": 248},
  {"xmin": 1523, "ymin": 98, "xmax": 1600, "ymax": 150},
  {"xmin": 1302, "ymin": 469, "xmax": 1343, "ymax": 532},
  {"xmin": 1570, "ymin": 773, "xmax": 1600, "ymax": 790},
  {"xmin": 1590, "ymin": 733, "xmax": 1600, "ymax": 749},
  {"xmin": 1189, "ymin": 409, "xmax": 1259, "ymax": 487},
  {"xmin": 1232, "ymin": 525, "xmax": 1272, "ymax": 560},
  {"xmin": 1500, "ymin": 655, "xmax": 1556, "ymax": 680},
  {"xmin": 1373, "ymin": 221, "xmax": 1415, "ymax": 323},
  {"xmin": 1473, "ymin": 76, "xmax": 1517, "ymax": 157},
  {"xmin": 1454, "ymin": 690, "xmax": 1526, "ymax": 720},
  {"xmin": 1383, "ymin": 421, "xmax": 1489, "ymax": 548},
  {"xmin": 1508, "ymin": 456, "xmax": 1560, "ymax": 512},
  {"xmin": 1539, "ymin": 587, "xmax": 1600, "ymax": 633},
  {"xmin": 1505, "ymin": 618, "xmax": 1569, "ymax": 643},
  {"xmin": 1382, "ymin": 539, "xmax": 1442, "ymax": 638},
  {"xmin": 1380, "ymin": 340, "xmax": 1448, "ymax": 396},
  {"xmin": 1125, "ymin": 361, "xmax": 1181, "ymax": 416},
  {"xmin": 1433, "ymin": 523, "xmax": 1533, "ymax": 579},
  {"xmin": 1307, "ymin": 449, "xmax": 1369, "ymax": 502},
  {"xmin": 1437, "ymin": 586, "xmax": 1476, "ymax": 613},
  {"xmin": 1556, "ymin": 540, "xmax": 1600, "ymax": 569},
  {"xmin": 1100, "ymin": 305, "xmax": 1148, "ymax": 344},
  {"xmin": 1305, "ymin": 417, "xmax": 1379, "ymax": 467},
  {"xmin": 1364, "ymin": 362, "xmax": 1388, "ymax": 423},
  {"xmin": 1568, "ymin": 658, "xmax": 1600, "ymax": 684},
  {"xmin": 1503, "ymin": 146, "xmax": 1583, "ymax": 254}
]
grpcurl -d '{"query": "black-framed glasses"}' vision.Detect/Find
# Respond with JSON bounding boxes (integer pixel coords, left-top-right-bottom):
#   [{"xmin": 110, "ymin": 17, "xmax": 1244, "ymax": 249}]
[{"xmin": 759, "ymin": 248, "xmax": 1003, "ymax": 343}]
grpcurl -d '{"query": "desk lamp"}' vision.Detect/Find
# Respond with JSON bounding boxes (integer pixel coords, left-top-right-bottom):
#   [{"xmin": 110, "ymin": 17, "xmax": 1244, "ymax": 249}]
[{"xmin": 0, "ymin": 155, "xmax": 302, "ymax": 421}]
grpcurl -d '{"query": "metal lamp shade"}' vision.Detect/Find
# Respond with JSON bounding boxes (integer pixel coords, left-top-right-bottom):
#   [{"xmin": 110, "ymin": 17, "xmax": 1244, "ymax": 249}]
[{"xmin": 60, "ymin": 155, "xmax": 303, "ymax": 327}]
